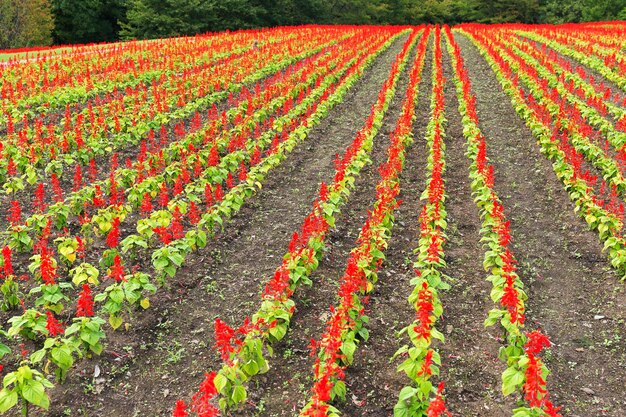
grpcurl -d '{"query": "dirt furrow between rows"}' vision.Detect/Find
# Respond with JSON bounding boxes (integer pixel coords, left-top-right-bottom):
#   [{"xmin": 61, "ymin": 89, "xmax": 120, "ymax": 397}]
[{"xmin": 45, "ymin": 34, "xmax": 410, "ymax": 417}]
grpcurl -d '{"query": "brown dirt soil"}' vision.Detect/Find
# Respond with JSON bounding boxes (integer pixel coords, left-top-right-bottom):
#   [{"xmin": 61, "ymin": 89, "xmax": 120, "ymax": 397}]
[
  {"xmin": 37, "ymin": 34, "xmax": 410, "ymax": 417},
  {"xmin": 456, "ymin": 32, "xmax": 626, "ymax": 417}
]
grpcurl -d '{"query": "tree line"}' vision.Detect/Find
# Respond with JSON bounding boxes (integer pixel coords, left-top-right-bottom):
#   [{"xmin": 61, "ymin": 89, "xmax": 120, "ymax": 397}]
[{"xmin": 1, "ymin": 0, "xmax": 625, "ymax": 50}]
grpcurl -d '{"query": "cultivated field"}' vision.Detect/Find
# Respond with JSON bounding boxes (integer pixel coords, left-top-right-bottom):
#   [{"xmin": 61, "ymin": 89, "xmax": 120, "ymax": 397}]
[{"xmin": 0, "ymin": 23, "xmax": 625, "ymax": 417}]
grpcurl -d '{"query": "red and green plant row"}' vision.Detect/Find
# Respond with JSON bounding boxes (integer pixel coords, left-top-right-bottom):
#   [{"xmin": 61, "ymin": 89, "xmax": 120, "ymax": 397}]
[
  {"xmin": 2, "ymin": 33, "xmax": 357, "ymax": 256},
  {"xmin": 446, "ymin": 27, "xmax": 561, "ymax": 417},
  {"xmin": 297, "ymin": 27, "xmax": 426, "ymax": 417},
  {"xmin": 459, "ymin": 25, "xmax": 626, "ymax": 279},
  {"xmin": 0, "ymin": 29, "xmax": 278, "ymax": 120},
  {"xmin": 480, "ymin": 28, "xmax": 626, "ymax": 197},
  {"xmin": 392, "ymin": 26, "xmax": 451, "ymax": 417},
  {"xmin": 515, "ymin": 25, "xmax": 626, "ymax": 91},
  {"xmin": 0, "ymin": 29, "xmax": 351, "ymax": 187}
]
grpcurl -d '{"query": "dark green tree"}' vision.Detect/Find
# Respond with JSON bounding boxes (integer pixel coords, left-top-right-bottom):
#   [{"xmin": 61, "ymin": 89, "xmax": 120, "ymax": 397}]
[
  {"xmin": 120, "ymin": 0, "xmax": 264, "ymax": 40},
  {"xmin": 52, "ymin": 0, "xmax": 127, "ymax": 44}
]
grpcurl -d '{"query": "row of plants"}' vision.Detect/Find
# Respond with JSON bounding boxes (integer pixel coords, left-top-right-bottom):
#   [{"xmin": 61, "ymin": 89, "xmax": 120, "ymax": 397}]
[
  {"xmin": 0, "ymin": 29, "xmax": 350, "ymax": 186},
  {"xmin": 501, "ymin": 30, "xmax": 626, "ymax": 151},
  {"xmin": 2, "ymin": 36, "xmax": 346, "ymax": 252},
  {"xmin": 0, "ymin": 30, "xmax": 376, "ymax": 332},
  {"xmin": 446, "ymin": 27, "xmax": 561, "ymax": 417},
  {"xmin": 478, "ymin": 30, "xmax": 626, "ymax": 209},
  {"xmin": 515, "ymin": 28, "xmax": 626, "ymax": 92},
  {"xmin": 172, "ymin": 27, "xmax": 425, "ymax": 417},
  {"xmin": 0, "ymin": 27, "xmax": 328, "ymax": 123},
  {"xmin": 459, "ymin": 26, "xmax": 626, "ymax": 279},
  {"xmin": 0, "ymin": 29, "xmax": 405, "ymax": 416},
  {"xmin": 392, "ymin": 26, "xmax": 451, "ymax": 417},
  {"xmin": 297, "ymin": 27, "xmax": 426, "ymax": 417}
]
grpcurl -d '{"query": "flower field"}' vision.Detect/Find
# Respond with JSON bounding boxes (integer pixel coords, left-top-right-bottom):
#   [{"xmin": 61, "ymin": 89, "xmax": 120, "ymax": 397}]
[{"xmin": 0, "ymin": 23, "xmax": 625, "ymax": 417}]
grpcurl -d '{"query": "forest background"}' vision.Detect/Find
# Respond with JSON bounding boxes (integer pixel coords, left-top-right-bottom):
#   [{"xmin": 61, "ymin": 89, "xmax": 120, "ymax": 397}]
[{"xmin": 1, "ymin": 0, "xmax": 625, "ymax": 50}]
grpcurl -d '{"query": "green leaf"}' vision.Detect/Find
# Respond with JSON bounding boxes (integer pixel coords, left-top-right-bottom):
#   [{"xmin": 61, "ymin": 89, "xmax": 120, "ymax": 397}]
[
  {"xmin": 109, "ymin": 314, "xmax": 124, "ymax": 330},
  {"xmin": 22, "ymin": 379, "xmax": 49, "ymax": 409},
  {"xmin": 213, "ymin": 373, "xmax": 228, "ymax": 394},
  {"xmin": 502, "ymin": 366, "xmax": 524, "ymax": 396},
  {"xmin": 0, "ymin": 389, "xmax": 17, "ymax": 413},
  {"xmin": 231, "ymin": 385, "xmax": 247, "ymax": 404}
]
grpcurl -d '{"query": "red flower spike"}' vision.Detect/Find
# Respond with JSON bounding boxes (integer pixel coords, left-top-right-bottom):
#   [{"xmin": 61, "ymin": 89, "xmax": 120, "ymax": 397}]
[
  {"xmin": 524, "ymin": 329, "xmax": 551, "ymax": 356},
  {"xmin": 2, "ymin": 246, "xmax": 13, "ymax": 277},
  {"xmin": 172, "ymin": 400, "xmax": 188, "ymax": 417},
  {"xmin": 426, "ymin": 381, "xmax": 451, "ymax": 417},
  {"xmin": 7, "ymin": 201, "xmax": 21, "ymax": 226},
  {"xmin": 106, "ymin": 218, "xmax": 120, "ymax": 248},
  {"xmin": 158, "ymin": 183, "xmax": 170, "ymax": 208},
  {"xmin": 140, "ymin": 193, "xmax": 153, "ymax": 216},
  {"xmin": 213, "ymin": 318, "xmax": 235, "ymax": 361},
  {"xmin": 45, "ymin": 311, "xmax": 64, "ymax": 337},
  {"xmin": 188, "ymin": 201, "xmax": 200, "ymax": 225},
  {"xmin": 76, "ymin": 284, "xmax": 94, "ymax": 317},
  {"xmin": 108, "ymin": 255, "xmax": 126, "ymax": 282}
]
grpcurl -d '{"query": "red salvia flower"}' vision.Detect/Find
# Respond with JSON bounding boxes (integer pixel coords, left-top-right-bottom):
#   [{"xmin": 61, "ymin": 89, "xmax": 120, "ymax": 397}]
[
  {"xmin": 88, "ymin": 158, "xmax": 97, "ymax": 182},
  {"xmin": 40, "ymin": 246, "xmax": 57, "ymax": 285},
  {"xmin": 204, "ymin": 183, "xmax": 214, "ymax": 206},
  {"xmin": 208, "ymin": 145, "xmax": 219, "ymax": 167},
  {"xmin": 172, "ymin": 400, "xmax": 188, "ymax": 417},
  {"xmin": 414, "ymin": 281, "xmax": 434, "ymax": 339},
  {"xmin": 140, "ymin": 192, "xmax": 153, "ymax": 216},
  {"xmin": 33, "ymin": 183, "xmax": 46, "ymax": 213},
  {"xmin": 190, "ymin": 372, "xmax": 219, "ymax": 417},
  {"xmin": 7, "ymin": 201, "xmax": 21, "ymax": 226},
  {"xmin": 417, "ymin": 349, "xmax": 434, "ymax": 377},
  {"xmin": 2, "ymin": 246, "xmax": 13, "ymax": 277},
  {"xmin": 92, "ymin": 185, "xmax": 105, "ymax": 207},
  {"xmin": 76, "ymin": 284, "xmax": 94, "ymax": 317},
  {"xmin": 173, "ymin": 176, "xmax": 183, "ymax": 196},
  {"xmin": 169, "ymin": 208, "xmax": 184, "ymax": 240},
  {"xmin": 214, "ymin": 184, "xmax": 224, "ymax": 201},
  {"xmin": 108, "ymin": 255, "xmax": 126, "ymax": 282},
  {"xmin": 51, "ymin": 173, "xmax": 63, "ymax": 202},
  {"xmin": 188, "ymin": 201, "xmax": 200, "ymax": 225},
  {"xmin": 213, "ymin": 318, "xmax": 235, "ymax": 362},
  {"xmin": 106, "ymin": 217, "xmax": 120, "ymax": 248},
  {"xmin": 238, "ymin": 162, "xmax": 247, "ymax": 181},
  {"xmin": 158, "ymin": 183, "xmax": 169, "ymax": 207},
  {"xmin": 525, "ymin": 329, "xmax": 551, "ymax": 356},
  {"xmin": 523, "ymin": 352, "xmax": 547, "ymax": 407},
  {"xmin": 426, "ymin": 382, "xmax": 451, "ymax": 417},
  {"xmin": 319, "ymin": 182, "xmax": 329, "ymax": 201},
  {"xmin": 226, "ymin": 172, "xmax": 234, "ymax": 189},
  {"xmin": 73, "ymin": 165, "xmax": 83, "ymax": 192},
  {"xmin": 45, "ymin": 311, "xmax": 64, "ymax": 337},
  {"xmin": 76, "ymin": 237, "xmax": 85, "ymax": 260},
  {"xmin": 153, "ymin": 226, "xmax": 172, "ymax": 245},
  {"xmin": 7, "ymin": 158, "xmax": 16, "ymax": 176}
]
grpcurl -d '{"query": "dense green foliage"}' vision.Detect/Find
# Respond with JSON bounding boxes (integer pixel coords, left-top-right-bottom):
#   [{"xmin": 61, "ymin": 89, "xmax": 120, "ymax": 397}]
[
  {"xmin": 51, "ymin": 0, "xmax": 127, "ymax": 44},
  {"xmin": 118, "ymin": 0, "xmax": 626, "ymax": 40},
  {"xmin": 1, "ymin": 0, "xmax": 625, "ymax": 47}
]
